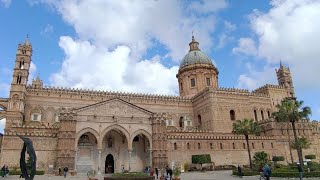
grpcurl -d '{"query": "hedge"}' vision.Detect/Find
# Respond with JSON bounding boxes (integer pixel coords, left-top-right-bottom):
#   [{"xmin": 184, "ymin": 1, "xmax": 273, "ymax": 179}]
[
  {"xmin": 271, "ymin": 171, "xmax": 320, "ymax": 178},
  {"xmin": 9, "ymin": 170, "xmax": 45, "ymax": 175},
  {"xmin": 305, "ymin": 155, "xmax": 316, "ymax": 159},
  {"xmin": 191, "ymin": 154, "xmax": 211, "ymax": 165},
  {"xmin": 272, "ymin": 156, "xmax": 284, "ymax": 162}
]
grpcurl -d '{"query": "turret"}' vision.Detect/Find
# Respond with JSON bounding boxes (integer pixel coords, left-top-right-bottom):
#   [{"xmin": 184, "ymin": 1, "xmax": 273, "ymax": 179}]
[{"xmin": 276, "ymin": 61, "xmax": 295, "ymax": 97}]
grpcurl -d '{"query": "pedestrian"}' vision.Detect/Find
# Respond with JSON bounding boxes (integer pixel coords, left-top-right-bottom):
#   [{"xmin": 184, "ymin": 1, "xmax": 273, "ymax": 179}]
[
  {"xmin": 298, "ymin": 164, "xmax": 303, "ymax": 180},
  {"xmin": 155, "ymin": 168, "xmax": 159, "ymax": 179},
  {"xmin": 4, "ymin": 166, "xmax": 9, "ymax": 177},
  {"xmin": 63, "ymin": 166, "xmax": 68, "ymax": 178},
  {"xmin": 237, "ymin": 165, "xmax": 243, "ymax": 178},
  {"xmin": 58, "ymin": 167, "xmax": 61, "ymax": 176},
  {"xmin": 165, "ymin": 165, "xmax": 169, "ymax": 177},
  {"xmin": 263, "ymin": 164, "xmax": 271, "ymax": 180},
  {"xmin": 259, "ymin": 164, "xmax": 265, "ymax": 180},
  {"xmin": 1, "ymin": 165, "xmax": 5, "ymax": 177},
  {"xmin": 19, "ymin": 173, "xmax": 24, "ymax": 178},
  {"xmin": 168, "ymin": 168, "xmax": 173, "ymax": 180}
]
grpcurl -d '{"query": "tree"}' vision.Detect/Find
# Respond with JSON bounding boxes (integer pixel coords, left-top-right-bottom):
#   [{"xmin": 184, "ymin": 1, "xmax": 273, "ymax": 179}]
[
  {"xmin": 272, "ymin": 156, "xmax": 285, "ymax": 166},
  {"xmin": 191, "ymin": 154, "xmax": 211, "ymax": 169},
  {"xmin": 291, "ymin": 136, "xmax": 311, "ymax": 159},
  {"xmin": 272, "ymin": 97, "xmax": 312, "ymax": 167},
  {"xmin": 232, "ymin": 118, "xmax": 260, "ymax": 169},
  {"xmin": 253, "ymin": 151, "xmax": 269, "ymax": 167}
]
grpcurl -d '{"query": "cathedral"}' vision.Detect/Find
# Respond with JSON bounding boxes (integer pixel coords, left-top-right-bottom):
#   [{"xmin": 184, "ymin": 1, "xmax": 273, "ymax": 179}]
[{"xmin": 0, "ymin": 36, "xmax": 319, "ymax": 174}]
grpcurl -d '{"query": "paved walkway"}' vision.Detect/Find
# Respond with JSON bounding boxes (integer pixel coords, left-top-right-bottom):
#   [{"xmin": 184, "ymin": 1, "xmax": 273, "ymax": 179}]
[{"xmin": 0, "ymin": 170, "xmax": 318, "ymax": 180}]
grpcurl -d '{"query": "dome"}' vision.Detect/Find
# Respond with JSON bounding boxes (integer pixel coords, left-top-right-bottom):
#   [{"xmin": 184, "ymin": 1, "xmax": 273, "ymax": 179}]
[
  {"xmin": 179, "ymin": 36, "xmax": 213, "ymax": 69},
  {"xmin": 180, "ymin": 50, "xmax": 213, "ymax": 68}
]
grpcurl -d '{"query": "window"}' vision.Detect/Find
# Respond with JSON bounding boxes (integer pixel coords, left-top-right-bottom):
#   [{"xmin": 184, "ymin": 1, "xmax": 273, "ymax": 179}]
[
  {"xmin": 22, "ymin": 50, "xmax": 26, "ymax": 54},
  {"xmin": 19, "ymin": 61, "xmax": 25, "ymax": 69},
  {"xmin": 174, "ymin": 143, "xmax": 177, "ymax": 150},
  {"xmin": 267, "ymin": 111, "xmax": 271, "ymax": 118},
  {"xmin": 179, "ymin": 117, "xmax": 184, "ymax": 128},
  {"xmin": 16, "ymin": 75, "xmax": 22, "ymax": 84},
  {"xmin": 108, "ymin": 136, "xmax": 113, "ymax": 148},
  {"xmin": 187, "ymin": 121, "xmax": 191, "ymax": 126},
  {"xmin": 32, "ymin": 114, "xmax": 38, "ymax": 121},
  {"xmin": 243, "ymin": 143, "xmax": 246, "ymax": 149},
  {"xmin": 220, "ymin": 143, "xmax": 223, "ymax": 149},
  {"xmin": 254, "ymin": 110, "xmax": 258, "ymax": 121},
  {"xmin": 262, "ymin": 143, "xmax": 264, "ymax": 149},
  {"xmin": 187, "ymin": 143, "xmax": 190, "ymax": 150},
  {"xmin": 180, "ymin": 82, "xmax": 183, "ymax": 91},
  {"xmin": 252, "ymin": 143, "xmax": 255, "ymax": 149},
  {"xmin": 198, "ymin": 143, "xmax": 201, "ymax": 149},
  {"xmin": 198, "ymin": 115, "xmax": 202, "ymax": 127},
  {"xmin": 261, "ymin": 110, "xmax": 264, "ymax": 120},
  {"xmin": 206, "ymin": 78, "xmax": 211, "ymax": 86},
  {"xmin": 271, "ymin": 143, "xmax": 274, "ymax": 148},
  {"xmin": 230, "ymin": 110, "xmax": 236, "ymax": 120},
  {"xmin": 210, "ymin": 143, "xmax": 213, "ymax": 149},
  {"xmin": 232, "ymin": 143, "xmax": 235, "ymax": 149},
  {"xmin": 190, "ymin": 78, "xmax": 196, "ymax": 87}
]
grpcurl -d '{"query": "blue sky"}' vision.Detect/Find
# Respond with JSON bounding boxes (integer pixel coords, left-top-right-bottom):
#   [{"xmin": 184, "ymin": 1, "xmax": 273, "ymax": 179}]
[{"xmin": 1, "ymin": 0, "xmax": 320, "ymax": 132}]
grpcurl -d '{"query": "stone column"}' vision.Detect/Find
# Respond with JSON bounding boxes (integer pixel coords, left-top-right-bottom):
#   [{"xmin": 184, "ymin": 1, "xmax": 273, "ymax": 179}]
[
  {"xmin": 128, "ymin": 149, "xmax": 132, "ymax": 172},
  {"xmin": 98, "ymin": 149, "xmax": 102, "ymax": 174},
  {"xmin": 149, "ymin": 148, "xmax": 152, "ymax": 166},
  {"xmin": 74, "ymin": 148, "xmax": 78, "ymax": 171}
]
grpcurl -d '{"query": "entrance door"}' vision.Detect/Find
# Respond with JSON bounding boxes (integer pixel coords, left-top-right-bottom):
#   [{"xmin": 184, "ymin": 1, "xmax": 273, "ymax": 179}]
[{"xmin": 105, "ymin": 154, "xmax": 114, "ymax": 173}]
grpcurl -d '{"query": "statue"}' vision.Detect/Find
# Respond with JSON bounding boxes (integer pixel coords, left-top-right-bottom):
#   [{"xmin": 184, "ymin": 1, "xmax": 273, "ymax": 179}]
[{"xmin": 18, "ymin": 135, "xmax": 37, "ymax": 180}]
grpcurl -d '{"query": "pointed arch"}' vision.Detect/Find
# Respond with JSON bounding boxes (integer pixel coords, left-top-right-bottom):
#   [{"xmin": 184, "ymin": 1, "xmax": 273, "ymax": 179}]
[
  {"xmin": 130, "ymin": 129, "xmax": 152, "ymax": 149},
  {"xmin": 76, "ymin": 127, "xmax": 100, "ymax": 148},
  {"xmin": 99, "ymin": 124, "xmax": 130, "ymax": 149}
]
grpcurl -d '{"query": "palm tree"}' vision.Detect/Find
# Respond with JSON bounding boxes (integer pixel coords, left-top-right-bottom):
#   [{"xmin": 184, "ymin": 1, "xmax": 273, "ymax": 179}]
[
  {"xmin": 291, "ymin": 137, "xmax": 311, "ymax": 160},
  {"xmin": 233, "ymin": 118, "xmax": 260, "ymax": 169},
  {"xmin": 272, "ymin": 97, "xmax": 311, "ymax": 167}
]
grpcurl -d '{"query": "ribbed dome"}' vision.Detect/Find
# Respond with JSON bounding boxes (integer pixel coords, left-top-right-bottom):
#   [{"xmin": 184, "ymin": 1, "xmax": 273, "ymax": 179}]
[
  {"xmin": 180, "ymin": 50, "xmax": 213, "ymax": 68},
  {"xmin": 179, "ymin": 36, "xmax": 213, "ymax": 69}
]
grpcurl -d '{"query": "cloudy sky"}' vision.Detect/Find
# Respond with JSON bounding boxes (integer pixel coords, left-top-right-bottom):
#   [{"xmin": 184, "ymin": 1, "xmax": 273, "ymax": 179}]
[{"xmin": 1, "ymin": 0, "xmax": 320, "ymax": 133}]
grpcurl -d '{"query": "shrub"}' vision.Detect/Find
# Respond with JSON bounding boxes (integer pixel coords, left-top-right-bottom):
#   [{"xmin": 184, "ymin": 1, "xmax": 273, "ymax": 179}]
[
  {"xmin": 305, "ymin": 155, "xmax": 316, "ymax": 159},
  {"xmin": 87, "ymin": 169, "xmax": 96, "ymax": 178},
  {"xmin": 253, "ymin": 151, "xmax": 269, "ymax": 166},
  {"xmin": 271, "ymin": 171, "xmax": 320, "ymax": 177},
  {"xmin": 192, "ymin": 154, "xmax": 211, "ymax": 166},
  {"xmin": 272, "ymin": 156, "xmax": 285, "ymax": 162},
  {"xmin": 173, "ymin": 166, "xmax": 181, "ymax": 177},
  {"xmin": 9, "ymin": 170, "xmax": 45, "ymax": 175},
  {"xmin": 183, "ymin": 163, "xmax": 189, "ymax": 172}
]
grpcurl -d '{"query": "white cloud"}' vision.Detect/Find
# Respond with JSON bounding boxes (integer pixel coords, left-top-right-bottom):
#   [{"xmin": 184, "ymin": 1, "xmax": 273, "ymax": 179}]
[
  {"xmin": 41, "ymin": 24, "xmax": 54, "ymax": 35},
  {"xmin": 216, "ymin": 21, "xmax": 236, "ymax": 49},
  {"xmin": 235, "ymin": 0, "xmax": 320, "ymax": 90},
  {"xmin": 237, "ymin": 63, "xmax": 277, "ymax": 90},
  {"xmin": 50, "ymin": 36, "xmax": 179, "ymax": 95},
  {"xmin": 232, "ymin": 38, "xmax": 257, "ymax": 56},
  {"xmin": 1, "ymin": 0, "xmax": 11, "ymax": 8},
  {"xmin": 34, "ymin": 0, "xmax": 228, "ymax": 94},
  {"xmin": 27, "ymin": 62, "xmax": 37, "ymax": 85},
  {"xmin": 0, "ymin": 118, "xmax": 5, "ymax": 134},
  {"xmin": 224, "ymin": 20, "xmax": 236, "ymax": 32}
]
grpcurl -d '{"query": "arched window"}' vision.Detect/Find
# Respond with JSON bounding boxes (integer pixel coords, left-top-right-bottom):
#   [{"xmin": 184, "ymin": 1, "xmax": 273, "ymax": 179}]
[
  {"xmin": 198, "ymin": 115, "xmax": 202, "ymax": 127},
  {"xmin": 262, "ymin": 143, "xmax": 264, "ymax": 149},
  {"xmin": 210, "ymin": 143, "xmax": 213, "ymax": 149},
  {"xmin": 198, "ymin": 143, "xmax": 201, "ymax": 149},
  {"xmin": 174, "ymin": 143, "xmax": 177, "ymax": 150},
  {"xmin": 232, "ymin": 143, "xmax": 235, "ymax": 149},
  {"xmin": 16, "ymin": 75, "xmax": 22, "ymax": 84},
  {"xmin": 220, "ymin": 143, "xmax": 223, "ymax": 150},
  {"xmin": 230, "ymin": 110, "xmax": 236, "ymax": 120},
  {"xmin": 190, "ymin": 78, "xmax": 196, "ymax": 87},
  {"xmin": 180, "ymin": 82, "xmax": 183, "ymax": 91},
  {"xmin": 243, "ymin": 143, "xmax": 246, "ymax": 149},
  {"xmin": 31, "ymin": 106, "xmax": 42, "ymax": 121},
  {"xmin": 179, "ymin": 117, "xmax": 184, "ymax": 128},
  {"xmin": 252, "ymin": 143, "xmax": 255, "ymax": 149},
  {"xmin": 254, "ymin": 110, "xmax": 258, "ymax": 121},
  {"xmin": 107, "ymin": 136, "xmax": 113, "ymax": 148},
  {"xmin": 261, "ymin": 110, "xmax": 264, "ymax": 120},
  {"xmin": 267, "ymin": 111, "xmax": 271, "ymax": 118},
  {"xmin": 271, "ymin": 143, "xmax": 274, "ymax": 148},
  {"xmin": 187, "ymin": 143, "xmax": 190, "ymax": 150}
]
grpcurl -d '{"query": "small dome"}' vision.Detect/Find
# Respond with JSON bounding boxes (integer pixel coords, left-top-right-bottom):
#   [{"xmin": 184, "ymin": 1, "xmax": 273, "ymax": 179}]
[
  {"xmin": 180, "ymin": 50, "xmax": 213, "ymax": 68},
  {"xmin": 179, "ymin": 36, "xmax": 213, "ymax": 69}
]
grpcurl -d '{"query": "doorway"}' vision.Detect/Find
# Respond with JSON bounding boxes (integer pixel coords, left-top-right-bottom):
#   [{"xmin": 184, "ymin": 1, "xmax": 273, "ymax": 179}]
[{"xmin": 105, "ymin": 154, "xmax": 114, "ymax": 173}]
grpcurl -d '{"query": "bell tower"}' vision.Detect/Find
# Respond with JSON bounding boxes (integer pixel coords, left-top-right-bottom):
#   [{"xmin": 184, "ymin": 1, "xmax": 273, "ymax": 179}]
[
  {"xmin": 6, "ymin": 37, "xmax": 33, "ymax": 126},
  {"xmin": 276, "ymin": 61, "xmax": 295, "ymax": 97}
]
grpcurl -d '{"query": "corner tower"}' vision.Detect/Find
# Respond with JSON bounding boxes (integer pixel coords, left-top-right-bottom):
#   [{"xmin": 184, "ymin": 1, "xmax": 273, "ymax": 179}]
[
  {"xmin": 6, "ymin": 37, "xmax": 32, "ymax": 127},
  {"xmin": 176, "ymin": 36, "xmax": 218, "ymax": 97},
  {"xmin": 276, "ymin": 62, "xmax": 295, "ymax": 97}
]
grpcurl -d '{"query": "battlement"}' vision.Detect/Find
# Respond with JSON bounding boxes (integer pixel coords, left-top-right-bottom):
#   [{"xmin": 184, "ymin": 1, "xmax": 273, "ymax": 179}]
[
  {"xmin": 26, "ymin": 85, "xmax": 192, "ymax": 102},
  {"xmin": 217, "ymin": 87, "xmax": 249, "ymax": 93},
  {"xmin": 253, "ymin": 84, "xmax": 286, "ymax": 93}
]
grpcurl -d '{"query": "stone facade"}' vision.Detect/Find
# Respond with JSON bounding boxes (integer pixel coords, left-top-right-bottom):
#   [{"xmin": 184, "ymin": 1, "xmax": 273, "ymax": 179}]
[{"xmin": 0, "ymin": 37, "xmax": 319, "ymax": 174}]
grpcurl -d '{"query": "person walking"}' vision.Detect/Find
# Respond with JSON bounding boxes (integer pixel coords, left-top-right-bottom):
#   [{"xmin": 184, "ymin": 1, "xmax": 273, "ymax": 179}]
[
  {"xmin": 168, "ymin": 168, "xmax": 173, "ymax": 180},
  {"xmin": 1, "ymin": 165, "xmax": 5, "ymax": 177},
  {"xmin": 263, "ymin": 164, "xmax": 271, "ymax": 180},
  {"xmin": 155, "ymin": 168, "xmax": 159, "ymax": 179},
  {"xmin": 298, "ymin": 164, "xmax": 303, "ymax": 180},
  {"xmin": 259, "ymin": 164, "xmax": 265, "ymax": 180},
  {"xmin": 237, "ymin": 165, "xmax": 243, "ymax": 178},
  {"xmin": 58, "ymin": 167, "xmax": 62, "ymax": 176},
  {"xmin": 63, "ymin": 166, "xmax": 68, "ymax": 178}
]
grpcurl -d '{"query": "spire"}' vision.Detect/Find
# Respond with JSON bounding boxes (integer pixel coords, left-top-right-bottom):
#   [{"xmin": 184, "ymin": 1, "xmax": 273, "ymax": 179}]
[
  {"xmin": 189, "ymin": 34, "xmax": 200, "ymax": 51},
  {"xmin": 24, "ymin": 35, "xmax": 30, "ymax": 46},
  {"xmin": 280, "ymin": 60, "xmax": 283, "ymax": 68}
]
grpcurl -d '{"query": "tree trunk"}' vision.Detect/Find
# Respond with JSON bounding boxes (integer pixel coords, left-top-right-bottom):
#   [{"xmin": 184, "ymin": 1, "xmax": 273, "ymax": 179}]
[
  {"xmin": 287, "ymin": 123, "xmax": 294, "ymax": 164},
  {"xmin": 245, "ymin": 134, "xmax": 253, "ymax": 169},
  {"xmin": 291, "ymin": 121, "xmax": 304, "ymax": 168}
]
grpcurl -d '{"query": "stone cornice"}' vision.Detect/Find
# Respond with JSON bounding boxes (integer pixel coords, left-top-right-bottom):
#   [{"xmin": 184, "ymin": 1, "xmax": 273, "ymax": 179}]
[{"xmin": 26, "ymin": 86, "xmax": 191, "ymax": 103}]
